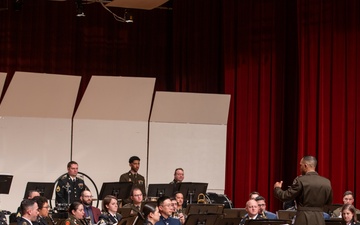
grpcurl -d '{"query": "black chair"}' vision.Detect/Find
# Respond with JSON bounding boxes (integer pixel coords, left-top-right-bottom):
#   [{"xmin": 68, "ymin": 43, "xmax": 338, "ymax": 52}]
[
  {"xmin": 325, "ymin": 219, "xmax": 346, "ymax": 225},
  {"xmin": 223, "ymin": 208, "xmax": 247, "ymax": 218}
]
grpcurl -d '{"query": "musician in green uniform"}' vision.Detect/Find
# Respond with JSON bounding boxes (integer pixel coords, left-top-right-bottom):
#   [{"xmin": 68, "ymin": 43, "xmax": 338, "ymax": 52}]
[{"xmin": 119, "ymin": 156, "xmax": 146, "ymax": 197}]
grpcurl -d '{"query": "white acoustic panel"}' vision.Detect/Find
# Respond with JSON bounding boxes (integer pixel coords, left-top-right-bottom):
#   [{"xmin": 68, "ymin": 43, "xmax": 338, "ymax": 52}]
[
  {"xmin": 0, "ymin": 73, "xmax": 6, "ymax": 94},
  {"xmin": 0, "ymin": 117, "xmax": 72, "ymax": 212},
  {"xmin": 72, "ymin": 119, "xmax": 149, "ymax": 198},
  {"xmin": 0, "ymin": 72, "xmax": 80, "ymax": 118},
  {"xmin": 74, "ymin": 76, "xmax": 155, "ymax": 121},
  {"xmin": 148, "ymin": 122, "xmax": 227, "ymax": 193},
  {"xmin": 150, "ymin": 92, "xmax": 231, "ymax": 125}
]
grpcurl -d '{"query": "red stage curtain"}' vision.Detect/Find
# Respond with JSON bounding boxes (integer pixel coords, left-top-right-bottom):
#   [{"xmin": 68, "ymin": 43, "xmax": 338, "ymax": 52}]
[{"xmin": 223, "ymin": 0, "xmax": 360, "ymax": 211}]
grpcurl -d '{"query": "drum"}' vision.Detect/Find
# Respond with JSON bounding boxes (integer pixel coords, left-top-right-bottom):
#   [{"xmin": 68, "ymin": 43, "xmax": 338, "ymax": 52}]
[{"xmin": 205, "ymin": 192, "xmax": 233, "ymax": 208}]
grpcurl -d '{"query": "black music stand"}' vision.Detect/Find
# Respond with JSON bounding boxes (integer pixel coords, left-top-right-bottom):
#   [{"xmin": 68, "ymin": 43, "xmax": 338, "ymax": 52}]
[
  {"xmin": 147, "ymin": 183, "xmax": 174, "ymax": 198},
  {"xmin": 0, "ymin": 175, "xmax": 13, "ymax": 194},
  {"xmin": 24, "ymin": 182, "xmax": 55, "ymax": 199},
  {"xmin": 98, "ymin": 182, "xmax": 133, "ymax": 201},
  {"xmin": 184, "ymin": 214, "xmax": 219, "ymax": 225},
  {"xmin": 177, "ymin": 182, "xmax": 208, "ymax": 204},
  {"xmin": 276, "ymin": 210, "xmax": 296, "ymax": 220},
  {"xmin": 323, "ymin": 204, "xmax": 342, "ymax": 215},
  {"xmin": 214, "ymin": 217, "xmax": 242, "ymax": 225},
  {"xmin": 325, "ymin": 219, "xmax": 346, "ymax": 225},
  {"xmin": 244, "ymin": 219, "xmax": 292, "ymax": 225},
  {"xmin": 223, "ymin": 208, "xmax": 247, "ymax": 218},
  {"xmin": 185, "ymin": 204, "xmax": 224, "ymax": 215}
]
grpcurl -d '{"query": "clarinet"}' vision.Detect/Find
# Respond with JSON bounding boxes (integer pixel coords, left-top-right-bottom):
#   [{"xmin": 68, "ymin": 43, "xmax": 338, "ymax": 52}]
[{"xmin": 49, "ymin": 215, "xmax": 57, "ymax": 225}]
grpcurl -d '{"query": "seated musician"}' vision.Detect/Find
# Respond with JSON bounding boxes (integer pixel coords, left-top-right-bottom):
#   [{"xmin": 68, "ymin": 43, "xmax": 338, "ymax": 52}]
[
  {"xmin": 18, "ymin": 199, "xmax": 39, "ymax": 225},
  {"xmin": 240, "ymin": 199, "xmax": 265, "ymax": 225},
  {"xmin": 255, "ymin": 196, "xmax": 277, "ymax": 219},
  {"xmin": 332, "ymin": 191, "xmax": 360, "ymax": 217},
  {"xmin": 32, "ymin": 196, "xmax": 50, "ymax": 225},
  {"xmin": 98, "ymin": 195, "xmax": 122, "ymax": 225},
  {"xmin": 64, "ymin": 202, "xmax": 86, "ymax": 225},
  {"xmin": 341, "ymin": 204, "xmax": 360, "ymax": 225},
  {"xmin": 154, "ymin": 196, "xmax": 181, "ymax": 225},
  {"xmin": 122, "ymin": 188, "xmax": 144, "ymax": 219},
  {"xmin": 143, "ymin": 204, "xmax": 160, "ymax": 225},
  {"xmin": 170, "ymin": 198, "xmax": 184, "ymax": 224}
]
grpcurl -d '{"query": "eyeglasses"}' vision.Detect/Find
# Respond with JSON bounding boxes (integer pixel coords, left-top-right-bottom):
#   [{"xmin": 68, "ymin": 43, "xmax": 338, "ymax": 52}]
[{"xmin": 162, "ymin": 204, "xmax": 172, "ymax": 208}]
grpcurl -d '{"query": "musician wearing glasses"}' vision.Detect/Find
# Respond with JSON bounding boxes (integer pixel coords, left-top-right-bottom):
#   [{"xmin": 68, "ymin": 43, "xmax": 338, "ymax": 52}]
[
  {"xmin": 154, "ymin": 196, "xmax": 181, "ymax": 225},
  {"xmin": 255, "ymin": 196, "xmax": 277, "ymax": 219},
  {"xmin": 80, "ymin": 190, "xmax": 101, "ymax": 224},
  {"xmin": 32, "ymin": 196, "xmax": 50, "ymax": 225},
  {"xmin": 123, "ymin": 188, "xmax": 144, "ymax": 218}
]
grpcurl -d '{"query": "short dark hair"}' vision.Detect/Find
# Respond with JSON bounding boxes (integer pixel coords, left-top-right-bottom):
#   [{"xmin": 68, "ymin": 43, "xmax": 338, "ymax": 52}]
[
  {"xmin": 33, "ymin": 196, "xmax": 48, "ymax": 209},
  {"xmin": 67, "ymin": 161, "xmax": 78, "ymax": 168},
  {"xmin": 20, "ymin": 199, "xmax": 36, "ymax": 215},
  {"xmin": 129, "ymin": 156, "xmax": 140, "ymax": 163},
  {"xmin": 343, "ymin": 191, "xmax": 354, "ymax": 198},
  {"xmin": 26, "ymin": 190, "xmax": 39, "ymax": 199},
  {"xmin": 174, "ymin": 168, "xmax": 184, "ymax": 175},
  {"xmin": 255, "ymin": 196, "xmax": 265, "ymax": 201},
  {"xmin": 130, "ymin": 187, "xmax": 142, "ymax": 196},
  {"xmin": 302, "ymin": 156, "xmax": 317, "ymax": 168},
  {"xmin": 157, "ymin": 196, "xmax": 170, "ymax": 207},
  {"xmin": 249, "ymin": 191, "xmax": 260, "ymax": 198}
]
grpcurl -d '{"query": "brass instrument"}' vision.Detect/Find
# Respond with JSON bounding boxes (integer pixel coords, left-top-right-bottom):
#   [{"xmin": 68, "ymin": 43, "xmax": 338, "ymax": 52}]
[{"xmin": 197, "ymin": 193, "xmax": 207, "ymax": 204}]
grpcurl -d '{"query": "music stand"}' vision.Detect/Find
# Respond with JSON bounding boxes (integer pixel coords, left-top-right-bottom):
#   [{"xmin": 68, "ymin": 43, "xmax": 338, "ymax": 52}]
[
  {"xmin": 323, "ymin": 204, "xmax": 342, "ymax": 215},
  {"xmin": 276, "ymin": 210, "xmax": 296, "ymax": 220},
  {"xmin": 223, "ymin": 208, "xmax": 247, "ymax": 218},
  {"xmin": 184, "ymin": 214, "xmax": 219, "ymax": 225},
  {"xmin": 185, "ymin": 204, "xmax": 224, "ymax": 215},
  {"xmin": 214, "ymin": 217, "xmax": 242, "ymax": 225},
  {"xmin": 24, "ymin": 182, "xmax": 55, "ymax": 199},
  {"xmin": 177, "ymin": 182, "xmax": 208, "ymax": 204},
  {"xmin": 98, "ymin": 182, "xmax": 133, "ymax": 201},
  {"xmin": 0, "ymin": 174, "xmax": 13, "ymax": 194},
  {"xmin": 117, "ymin": 215, "xmax": 137, "ymax": 225},
  {"xmin": 118, "ymin": 207, "xmax": 133, "ymax": 218},
  {"xmin": 244, "ymin": 219, "xmax": 292, "ymax": 225},
  {"xmin": 147, "ymin": 183, "xmax": 174, "ymax": 198},
  {"xmin": 325, "ymin": 219, "xmax": 346, "ymax": 225}
]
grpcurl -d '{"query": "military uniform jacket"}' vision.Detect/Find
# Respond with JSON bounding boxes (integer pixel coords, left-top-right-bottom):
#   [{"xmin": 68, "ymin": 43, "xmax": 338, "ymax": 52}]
[
  {"xmin": 119, "ymin": 171, "xmax": 146, "ymax": 197},
  {"xmin": 0, "ymin": 211, "xmax": 7, "ymax": 225},
  {"xmin": 65, "ymin": 215, "xmax": 87, "ymax": 225},
  {"xmin": 32, "ymin": 217, "xmax": 49, "ymax": 225},
  {"xmin": 17, "ymin": 217, "xmax": 32, "ymax": 225},
  {"xmin": 56, "ymin": 174, "xmax": 87, "ymax": 204},
  {"xmin": 98, "ymin": 212, "xmax": 122, "ymax": 225},
  {"xmin": 332, "ymin": 206, "xmax": 360, "ymax": 217},
  {"xmin": 274, "ymin": 171, "xmax": 333, "ymax": 225}
]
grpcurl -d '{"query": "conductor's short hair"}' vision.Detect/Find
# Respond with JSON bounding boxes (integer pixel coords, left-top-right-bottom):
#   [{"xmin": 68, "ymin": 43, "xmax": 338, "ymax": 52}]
[{"xmin": 129, "ymin": 156, "xmax": 140, "ymax": 163}]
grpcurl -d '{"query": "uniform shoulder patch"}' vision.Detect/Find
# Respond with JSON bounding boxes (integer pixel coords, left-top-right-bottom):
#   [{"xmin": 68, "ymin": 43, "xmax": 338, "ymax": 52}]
[
  {"xmin": 56, "ymin": 185, "xmax": 61, "ymax": 192},
  {"xmin": 65, "ymin": 221, "xmax": 70, "ymax": 225}
]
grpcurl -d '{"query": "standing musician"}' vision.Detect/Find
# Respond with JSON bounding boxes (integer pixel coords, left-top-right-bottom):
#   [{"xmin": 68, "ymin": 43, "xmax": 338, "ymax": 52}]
[
  {"xmin": 119, "ymin": 156, "xmax": 146, "ymax": 198},
  {"xmin": 56, "ymin": 161, "xmax": 88, "ymax": 205},
  {"xmin": 64, "ymin": 202, "xmax": 87, "ymax": 225}
]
